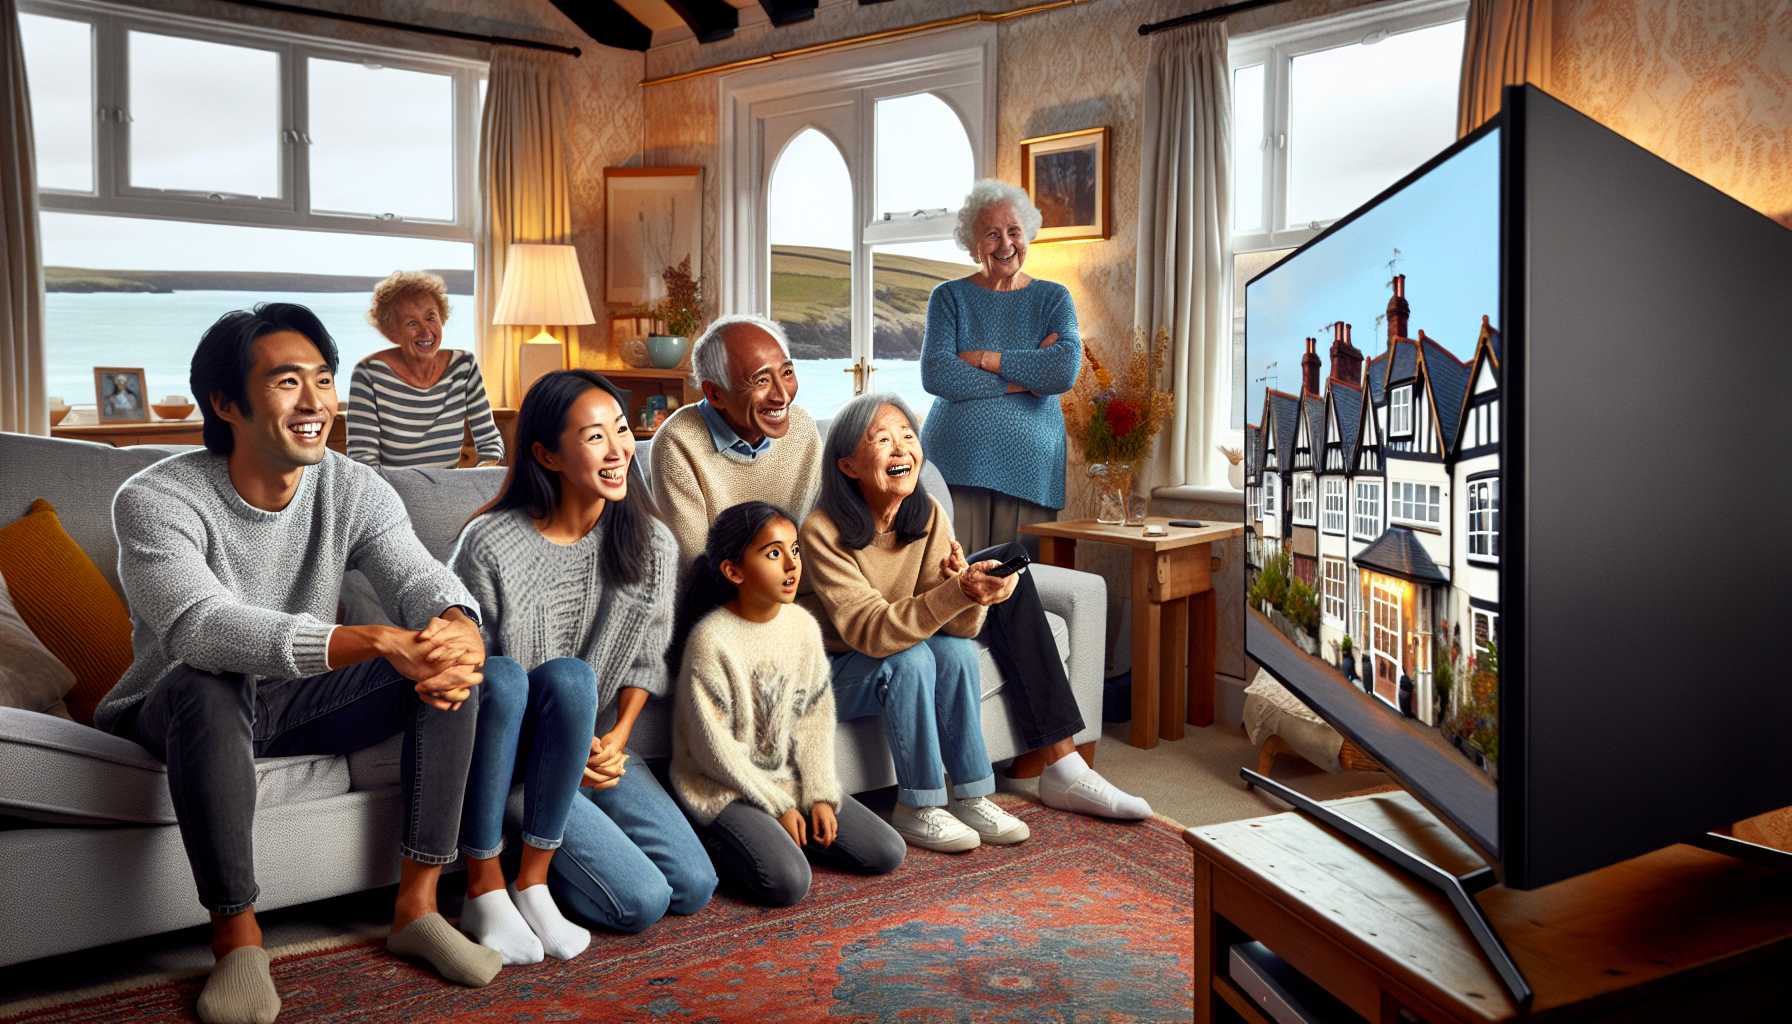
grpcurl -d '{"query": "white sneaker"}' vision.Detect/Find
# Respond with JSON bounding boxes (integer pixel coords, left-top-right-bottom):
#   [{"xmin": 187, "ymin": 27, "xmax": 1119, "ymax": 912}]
[
  {"xmin": 890, "ymin": 802, "xmax": 981, "ymax": 853},
  {"xmin": 949, "ymin": 796, "xmax": 1030, "ymax": 845},
  {"xmin": 1038, "ymin": 767, "xmax": 1152, "ymax": 820}
]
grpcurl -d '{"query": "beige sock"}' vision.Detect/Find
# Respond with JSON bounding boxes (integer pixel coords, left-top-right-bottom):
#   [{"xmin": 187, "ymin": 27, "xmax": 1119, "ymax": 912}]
[
  {"xmin": 196, "ymin": 946, "xmax": 280, "ymax": 1024},
  {"xmin": 387, "ymin": 912, "xmax": 502, "ymax": 987}
]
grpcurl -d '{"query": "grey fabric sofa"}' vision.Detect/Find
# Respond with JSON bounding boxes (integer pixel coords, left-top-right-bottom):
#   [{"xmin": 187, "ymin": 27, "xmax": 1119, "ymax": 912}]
[{"xmin": 0, "ymin": 428, "xmax": 1106, "ymax": 967}]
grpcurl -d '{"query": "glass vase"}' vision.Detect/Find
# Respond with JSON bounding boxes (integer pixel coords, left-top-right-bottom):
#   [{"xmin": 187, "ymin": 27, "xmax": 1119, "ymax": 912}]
[{"xmin": 1091, "ymin": 464, "xmax": 1134, "ymax": 525}]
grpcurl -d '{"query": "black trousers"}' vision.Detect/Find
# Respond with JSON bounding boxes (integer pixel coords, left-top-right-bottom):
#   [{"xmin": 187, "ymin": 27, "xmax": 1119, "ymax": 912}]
[
  {"xmin": 970, "ymin": 541, "xmax": 1087, "ymax": 751},
  {"xmin": 124, "ymin": 659, "xmax": 484, "ymax": 914},
  {"xmin": 695, "ymin": 795, "xmax": 905, "ymax": 907}
]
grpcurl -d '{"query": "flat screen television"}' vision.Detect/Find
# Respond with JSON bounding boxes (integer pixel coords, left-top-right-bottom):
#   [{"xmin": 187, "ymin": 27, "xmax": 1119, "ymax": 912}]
[{"xmin": 1242, "ymin": 84, "xmax": 1791, "ymax": 900}]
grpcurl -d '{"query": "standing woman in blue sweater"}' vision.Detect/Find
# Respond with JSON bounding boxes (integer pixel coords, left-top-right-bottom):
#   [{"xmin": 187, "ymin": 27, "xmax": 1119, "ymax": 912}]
[
  {"xmin": 921, "ymin": 179, "xmax": 1081, "ymax": 553},
  {"xmin": 450, "ymin": 370, "xmax": 716, "ymax": 951}
]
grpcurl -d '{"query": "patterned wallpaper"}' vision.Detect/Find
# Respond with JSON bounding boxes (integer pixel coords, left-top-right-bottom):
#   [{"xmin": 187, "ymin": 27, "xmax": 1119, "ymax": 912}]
[{"xmin": 1551, "ymin": 0, "xmax": 1792, "ymax": 229}]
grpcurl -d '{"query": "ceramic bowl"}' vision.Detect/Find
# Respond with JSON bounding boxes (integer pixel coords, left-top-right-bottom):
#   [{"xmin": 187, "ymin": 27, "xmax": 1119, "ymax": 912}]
[
  {"xmin": 152, "ymin": 402, "xmax": 197, "ymax": 421},
  {"xmin": 49, "ymin": 406, "xmax": 71, "ymax": 426},
  {"xmin": 646, "ymin": 335, "xmax": 689, "ymax": 370}
]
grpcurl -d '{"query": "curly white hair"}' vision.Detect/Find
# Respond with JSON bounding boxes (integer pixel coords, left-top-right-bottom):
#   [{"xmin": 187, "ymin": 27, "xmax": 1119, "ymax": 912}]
[{"xmin": 953, "ymin": 179, "xmax": 1042, "ymax": 252}]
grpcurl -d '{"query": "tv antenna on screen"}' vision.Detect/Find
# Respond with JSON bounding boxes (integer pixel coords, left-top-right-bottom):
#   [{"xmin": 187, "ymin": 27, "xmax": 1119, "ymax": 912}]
[{"xmin": 1256, "ymin": 361, "xmax": 1278, "ymax": 392}]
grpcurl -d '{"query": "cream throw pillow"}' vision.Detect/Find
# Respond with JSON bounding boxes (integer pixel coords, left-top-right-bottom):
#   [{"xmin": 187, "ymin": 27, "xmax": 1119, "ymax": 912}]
[{"xmin": 0, "ymin": 567, "xmax": 77, "ymax": 720}]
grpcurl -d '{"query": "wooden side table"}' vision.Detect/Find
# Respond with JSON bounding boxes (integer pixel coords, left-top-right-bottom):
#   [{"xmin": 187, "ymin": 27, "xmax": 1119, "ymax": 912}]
[
  {"xmin": 1186, "ymin": 790, "xmax": 1792, "ymax": 1022},
  {"xmin": 1022, "ymin": 517, "xmax": 1243, "ymax": 748}
]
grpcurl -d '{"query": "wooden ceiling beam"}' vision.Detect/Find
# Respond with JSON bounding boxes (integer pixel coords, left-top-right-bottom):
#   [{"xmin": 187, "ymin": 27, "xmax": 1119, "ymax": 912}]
[
  {"xmin": 758, "ymin": 1, "xmax": 819, "ymax": 27},
  {"xmin": 664, "ymin": 0, "xmax": 740, "ymax": 43},
  {"xmin": 548, "ymin": 0, "xmax": 653, "ymax": 52}
]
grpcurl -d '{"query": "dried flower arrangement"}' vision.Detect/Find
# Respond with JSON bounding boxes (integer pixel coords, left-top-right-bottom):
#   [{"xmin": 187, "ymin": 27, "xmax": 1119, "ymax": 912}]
[
  {"xmin": 1061, "ymin": 327, "xmax": 1174, "ymax": 476},
  {"xmin": 653, "ymin": 256, "xmax": 704, "ymax": 339}
]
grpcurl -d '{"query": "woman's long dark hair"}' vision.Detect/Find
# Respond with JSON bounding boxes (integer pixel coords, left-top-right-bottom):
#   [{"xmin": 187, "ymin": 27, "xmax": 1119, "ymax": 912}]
[
  {"xmin": 670, "ymin": 500, "xmax": 796, "ymax": 671},
  {"xmin": 475, "ymin": 369, "xmax": 650, "ymax": 586},
  {"xmin": 817, "ymin": 392, "xmax": 932, "ymax": 550}
]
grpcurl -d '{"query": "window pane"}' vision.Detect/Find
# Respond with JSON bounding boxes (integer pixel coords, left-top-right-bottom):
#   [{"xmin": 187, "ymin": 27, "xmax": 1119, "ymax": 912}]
[
  {"xmin": 873, "ymin": 239, "xmax": 975, "ymax": 421},
  {"xmin": 1235, "ymin": 247, "xmax": 1294, "ymax": 430},
  {"xmin": 41, "ymin": 212, "xmax": 472, "ymax": 411},
  {"xmin": 129, "ymin": 32, "xmax": 279, "ymax": 197},
  {"xmin": 1286, "ymin": 20, "xmax": 1465, "ymax": 227},
  {"xmin": 19, "ymin": 14, "xmax": 93, "ymax": 192},
  {"xmin": 875, "ymin": 93, "xmax": 974, "ymax": 218},
  {"xmin": 768, "ymin": 129, "xmax": 853, "ymax": 420},
  {"xmin": 310, "ymin": 58, "xmax": 454, "ymax": 221},
  {"xmin": 1231, "ymin": 64, "xmax": 1264, "ymax": 234}
]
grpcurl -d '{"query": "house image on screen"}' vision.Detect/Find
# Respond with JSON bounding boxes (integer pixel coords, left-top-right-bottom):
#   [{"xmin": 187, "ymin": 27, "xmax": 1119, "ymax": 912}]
[{"xmin": 1248, "ymin": 275, "xmax": 1497, "ymax": 732}]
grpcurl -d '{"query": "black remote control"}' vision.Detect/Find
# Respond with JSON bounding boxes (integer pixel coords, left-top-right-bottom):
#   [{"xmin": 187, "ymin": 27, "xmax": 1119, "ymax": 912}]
[{"xmin": 1168, "ymin": 518, "xmax": 1204, "ymax": 528}]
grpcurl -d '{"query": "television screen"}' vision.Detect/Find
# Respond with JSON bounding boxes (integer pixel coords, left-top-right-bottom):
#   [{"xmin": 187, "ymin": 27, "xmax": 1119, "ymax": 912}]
[{"xmin": 1244, "ymin": 127, "xmax": 1503, "ymax": 857}]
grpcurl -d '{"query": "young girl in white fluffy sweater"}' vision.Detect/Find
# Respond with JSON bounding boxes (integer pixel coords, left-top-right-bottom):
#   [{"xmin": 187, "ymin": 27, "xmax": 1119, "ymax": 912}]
[{"xmin": 670, "ymin": 501, "xmax": 905, "ymax": 906}]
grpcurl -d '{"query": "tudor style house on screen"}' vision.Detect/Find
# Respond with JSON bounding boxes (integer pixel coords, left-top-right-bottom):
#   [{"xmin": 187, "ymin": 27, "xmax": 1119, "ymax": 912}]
[{"xmin": 1247, "ymin": 275, "xmax": 1498, "ymax": 733}]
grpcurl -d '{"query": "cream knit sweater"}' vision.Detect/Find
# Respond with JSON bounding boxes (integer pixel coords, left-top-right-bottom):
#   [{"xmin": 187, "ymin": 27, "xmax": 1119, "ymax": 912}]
[
  {"xmin": 670, "ymin": 604, "xmax": 842, "ymax": 825},
  {"xmin": 799, "ymin": 496, "xmax": 986, "ymax": 658}
]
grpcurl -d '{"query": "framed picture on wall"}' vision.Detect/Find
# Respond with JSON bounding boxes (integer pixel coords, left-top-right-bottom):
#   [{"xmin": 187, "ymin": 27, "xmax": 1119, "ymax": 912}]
[
  {"xmin": 1020, "ymin": 127, "xmax": 1111, "ymax": 243},
  {"xmin": 605, "ymin": 167, "xmax": 703, "ymax": 305},
  {"xmin": 93, "ymin": 366, "xmax": 149, "ymax": 424}
]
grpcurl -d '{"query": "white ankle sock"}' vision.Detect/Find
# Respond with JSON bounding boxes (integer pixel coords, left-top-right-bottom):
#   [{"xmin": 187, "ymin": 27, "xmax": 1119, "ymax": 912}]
[
  {"xmin": 460, "ymin": 888, "xmax": 543, "ymax": 965},
  {"xmin": 510, "ymin": 882, "xmax": 590, "ymax": 960},
  {"xmin": 1043, "ymin": 749, "xmax": 1091, "ymax": 787}
]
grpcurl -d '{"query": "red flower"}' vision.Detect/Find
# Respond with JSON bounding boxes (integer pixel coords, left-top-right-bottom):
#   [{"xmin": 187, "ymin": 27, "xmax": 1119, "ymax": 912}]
[{"xmin": 1104, "ymin": 398, "xmax": 1140, "ymax": 437}]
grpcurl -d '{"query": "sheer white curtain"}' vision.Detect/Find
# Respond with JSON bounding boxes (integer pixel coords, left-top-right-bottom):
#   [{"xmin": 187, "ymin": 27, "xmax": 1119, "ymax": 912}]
[
  {"xmin": 1458, "ymin": 0, "xmax": 1553, "ymax": 136},
  {"xmin": 1135, "ymin": 20, "xmax": 1230, "ymax": 491},
  {"xmin": 1, "ymin": 0, "xmax": 46, "ymax": 435},
  {"xmin": 476, "ymin": 47, "xmax": 578, "ymax": 408}
]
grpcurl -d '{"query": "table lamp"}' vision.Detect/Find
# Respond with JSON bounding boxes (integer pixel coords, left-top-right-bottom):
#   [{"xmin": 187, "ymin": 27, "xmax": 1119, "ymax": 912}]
[{"xmin": 491, "ymin": 243, "xmax": 598, "ymax": 399}]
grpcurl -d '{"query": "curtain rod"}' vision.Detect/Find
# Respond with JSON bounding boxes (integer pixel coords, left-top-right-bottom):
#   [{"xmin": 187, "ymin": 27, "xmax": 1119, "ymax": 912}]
[
  {"xmin": 1139, "ymin": 0, "xmax": 1291, "ymax": 36},
  {"xmin": 221, "ymin": 0, "xmax": 582, "ymax": 57}
]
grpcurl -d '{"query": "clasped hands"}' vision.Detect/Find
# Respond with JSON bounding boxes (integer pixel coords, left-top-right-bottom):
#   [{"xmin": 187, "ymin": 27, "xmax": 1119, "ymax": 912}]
[
  {"xmin": 778, "ymin": 802, "xmax": 838, "ymax": 849},
  {"xmin": 583, "ymin": 728, "xmax": 630, "ymax": 790},
  {"xmin": 380, "ymin": 611, "xmax": 485, "ymax": 712},
  {"xmin": 940, "ymin": 539, "xmax": 1019, "ymax": 606},
  {"xmin": 959, "ymin": 332, "xmax": 1060, "ymax": 395}
]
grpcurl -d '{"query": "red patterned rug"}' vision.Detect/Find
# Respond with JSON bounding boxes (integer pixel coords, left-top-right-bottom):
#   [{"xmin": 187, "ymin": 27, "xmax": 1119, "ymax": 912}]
[{"xmin": 4, "ymin": 796, "xmax": 1193, "ymax": 1022}]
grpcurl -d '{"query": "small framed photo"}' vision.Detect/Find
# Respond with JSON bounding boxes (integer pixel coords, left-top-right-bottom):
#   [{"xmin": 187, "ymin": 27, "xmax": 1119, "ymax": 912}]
[
  {"xmin": 1020, "ymin": 127, "xmax": 1111, "ymax": 243},
  {"xmin": 93, "ymin": 366, "xmax": 149, "ymax": 424},
  {"xmin": 605, "ymin": 166, "xmax": 703, "ymax": 306}
]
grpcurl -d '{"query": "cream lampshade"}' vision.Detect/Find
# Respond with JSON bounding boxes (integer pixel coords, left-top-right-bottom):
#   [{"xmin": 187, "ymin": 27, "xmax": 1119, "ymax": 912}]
[{"xmin": 492, "ymin": 243, "xmax": 598, "ymax": 397}]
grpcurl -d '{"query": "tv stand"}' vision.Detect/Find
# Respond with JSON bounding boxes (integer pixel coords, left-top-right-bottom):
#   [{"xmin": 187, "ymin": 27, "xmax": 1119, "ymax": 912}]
[
  {"xmin": 1691, "ymin": 829, "xmax": 1792, "ymax": 868},
  {"xmin": 1240, "ymin": 767, "xmax": 1533, "ymax": 1009}
]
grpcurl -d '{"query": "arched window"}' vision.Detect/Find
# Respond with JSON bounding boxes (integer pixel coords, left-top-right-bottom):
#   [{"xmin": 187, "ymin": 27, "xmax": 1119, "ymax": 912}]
[{"xmin": 767, "ymin": 128, "xmax": 853, "ymax": 418}]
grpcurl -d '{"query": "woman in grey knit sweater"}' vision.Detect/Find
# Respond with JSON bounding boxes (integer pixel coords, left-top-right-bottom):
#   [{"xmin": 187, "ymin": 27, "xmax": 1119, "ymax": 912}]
[{"xmin": 450, "ymin": 371, "xmax": 716, "ymax": 949}]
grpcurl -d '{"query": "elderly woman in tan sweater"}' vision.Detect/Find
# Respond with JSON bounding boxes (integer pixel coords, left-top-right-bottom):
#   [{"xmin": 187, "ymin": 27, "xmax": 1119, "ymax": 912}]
[{"xmin": 803, "ymin": 394, "xmax": 1152, "ymax": 856}]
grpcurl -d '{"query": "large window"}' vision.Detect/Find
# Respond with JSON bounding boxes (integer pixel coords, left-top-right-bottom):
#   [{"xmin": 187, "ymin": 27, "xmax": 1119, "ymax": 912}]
[
  {"xmin": 725, "ymin": 27, "xmax": 993, "ymax": 421},
  {"xmin": 1322, "ymin": 477, "xmax": 1346, "ymax": 534},
  {"xmin": 1354, "ymin": 479, "xmax": 1383, "ymax": 540},
  {"xmin": 20, "ymin": 1, "xmax": 482, "ymax": 409},
  {"xmin": 1322, "ymin": 557, "xmax": 1346, "ymax": 625},
  {"xmin": 1467, "ymin": 477, "xmax": 1499, "ymax": 559},
  {"xmin": 1292, "ymin": 474, "xmax": 1316, "ymax": 525},
  {"xmin": 1390, "ymin": 479, "xmax": 1441, "ymax": 526}
]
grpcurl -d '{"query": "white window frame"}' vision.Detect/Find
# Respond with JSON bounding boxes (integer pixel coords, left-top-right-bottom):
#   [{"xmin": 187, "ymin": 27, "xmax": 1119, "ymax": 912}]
[
  {"xmin": 1321, "ymin": 557, "xmax": 1346, "ymax": 625},
  {"xmin": 719, "ymin": 25, "xmax": 995, "ymax": 372},
  {"xmin": 1354, "ymin": 478, "xmax": 1382, "ymax": 540},
  {"xmin": 1227, "ymin": 0, "xmax": 1468, "ymax": 253},
  {"xmin": 1390, "ymin": 479, "xmax": 1441, "ymax": 526},
  {"xmin": 1390, "ymin": 384, "xmax": 1414, "ymax": 436},
  {"xmin": 1264, "ymin": 475, "xmax": 1279, "ymax": 517},
  {"xmin": 1467, "ymin": 477, "xmax": 1499, "ymax": 558},
  {"xmin": 23, "ymin": 0, "xmax": 483, "ymax": 242},
  {"xmin": 1321, "ymin": 476, "xmax": 1346, "ymax": 535},
  {"xmin": 1472, "ymin": 608, "xmax": 1499, "ymax": 654},
  {"xmin": 1292, "ymin": 473, "xmax": 1316, "ymax": 525},
  {"xmin": 1248, "ymin": 485, "xmax": 1260, "ymax": 525}
]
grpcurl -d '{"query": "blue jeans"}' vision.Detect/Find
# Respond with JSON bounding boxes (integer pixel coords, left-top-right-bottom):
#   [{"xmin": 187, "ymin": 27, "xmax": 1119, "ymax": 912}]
[
  {"xmin": 459, "ymin": 657, "xmax": 596, "ymax": 857},
  {"xmin": 547, "ymin": 757, "xmax": 718, "ymax": 934},
  {"xmin": 831, "ymin": 634, "xmax": 995, "ymax": 808}
]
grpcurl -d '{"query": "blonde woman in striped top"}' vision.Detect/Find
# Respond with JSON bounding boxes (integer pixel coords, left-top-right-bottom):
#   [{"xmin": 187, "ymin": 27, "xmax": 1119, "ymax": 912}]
[{"xmin": 347, "ymin": 270, "xmax": 505, "ymax": 468}]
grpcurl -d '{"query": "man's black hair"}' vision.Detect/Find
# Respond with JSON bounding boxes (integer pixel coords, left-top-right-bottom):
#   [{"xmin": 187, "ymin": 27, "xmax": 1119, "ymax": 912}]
[{"xmin": 190, "ymin": 303, "xmax": 339, "ymax": 455}]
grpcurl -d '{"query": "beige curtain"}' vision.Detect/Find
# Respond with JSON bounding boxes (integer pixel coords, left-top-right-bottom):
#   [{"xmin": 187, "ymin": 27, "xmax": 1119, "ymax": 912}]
[
  {"xmin": 1458, "ymin": 0, "xmax": 1553, "ymax": 136},
  {"xmin": 476, "ymin": 48, "xmax": 578, "ymax": 408},
  {"xmin": 1, "ymin": 0, "xmax": 46, "ymax": 435},
  {"xmin": 1135, "ymin": 20, "xmax": 1230, "ymax": 491}
]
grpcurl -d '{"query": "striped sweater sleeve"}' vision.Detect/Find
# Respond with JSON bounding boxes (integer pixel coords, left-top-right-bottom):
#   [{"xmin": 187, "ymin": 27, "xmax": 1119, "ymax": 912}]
[
  {"xmin": 460, "ymin": 353, "xmax": 505, "ymax": 463},
  {"xmin": 344, "ymin": 364, "xmax": 382, "ymax": 466}
]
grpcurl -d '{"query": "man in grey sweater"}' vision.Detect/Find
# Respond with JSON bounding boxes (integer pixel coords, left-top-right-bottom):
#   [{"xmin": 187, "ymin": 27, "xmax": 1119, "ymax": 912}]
[{"xmin": 94, "ymin": 304, "xmax": 502, "ymax": 1024}]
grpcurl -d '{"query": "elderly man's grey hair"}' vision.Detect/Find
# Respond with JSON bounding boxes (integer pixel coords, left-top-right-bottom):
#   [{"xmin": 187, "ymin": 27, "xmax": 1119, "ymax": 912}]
[
  {"xmin": 688, "ymin": 313, "xmax": 792, "ymax": 393},
  {"xmin": 953, "ymin": 179, "xmax": 1043, "ymax": 252}
]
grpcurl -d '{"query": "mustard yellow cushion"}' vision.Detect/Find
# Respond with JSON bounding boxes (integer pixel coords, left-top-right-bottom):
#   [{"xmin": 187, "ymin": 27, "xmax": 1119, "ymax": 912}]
[{"xmin": 0, "ymin": 499, "xmax": 134, "ymax": 726}]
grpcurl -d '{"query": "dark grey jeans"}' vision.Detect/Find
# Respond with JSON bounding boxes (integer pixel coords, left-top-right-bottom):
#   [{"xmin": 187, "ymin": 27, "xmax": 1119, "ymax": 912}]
[
  {"xmin": 124, "ymin": 659, "xmax": 483, "ymax": 914},
  {"xmin": 694, "ymin": 795, "xmax": 905, "ymax": 907}
]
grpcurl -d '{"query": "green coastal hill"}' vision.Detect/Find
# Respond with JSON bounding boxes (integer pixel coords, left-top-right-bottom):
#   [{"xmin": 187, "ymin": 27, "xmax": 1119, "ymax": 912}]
[
  {"xmin": 44, "ymin": 267, "xmax": 475, "ymax": 295},
  {"xmin": 770, "ymin": 245, "xmax": 968, "ymax": 360}
]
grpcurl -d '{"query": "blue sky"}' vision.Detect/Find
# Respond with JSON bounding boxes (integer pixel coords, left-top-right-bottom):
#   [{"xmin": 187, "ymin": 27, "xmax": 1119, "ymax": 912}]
[{"xmin": 1245, "ymin": 129, "xmax": 1501, "ymax": 425}]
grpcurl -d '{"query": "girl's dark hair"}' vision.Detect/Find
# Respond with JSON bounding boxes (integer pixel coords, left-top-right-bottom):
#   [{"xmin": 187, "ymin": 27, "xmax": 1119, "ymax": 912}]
[
  {"xmin": 475, "ymin": 369, "xmax": 650, "ymax": 586},
  {"xmin": 670, "ymin": 500, "xmax": 796, "ymax": 670},
  {"xmin": 191, "ymin": 303, "xmax": 339, "ymax": 456},
  {"xmin": 816, "ymin": 392, "xmax": 931, "ymax": 550}
]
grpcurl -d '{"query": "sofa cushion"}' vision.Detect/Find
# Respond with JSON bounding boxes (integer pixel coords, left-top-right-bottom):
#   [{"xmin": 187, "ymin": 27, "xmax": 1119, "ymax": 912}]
[
  {"xmin": 0, "ymin": 707, "xmax": 351, "ymax": 825},
  {"xmin": 0, "ymin": 568, "xmax": 77, "ymax": 720},
  {"xmin": 0, "ymin": 433, "xmax": 169, "ymax": 593},
  {"xmin": 0, "ymin": 498, "xmax": 135, "ymax": 725}
]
